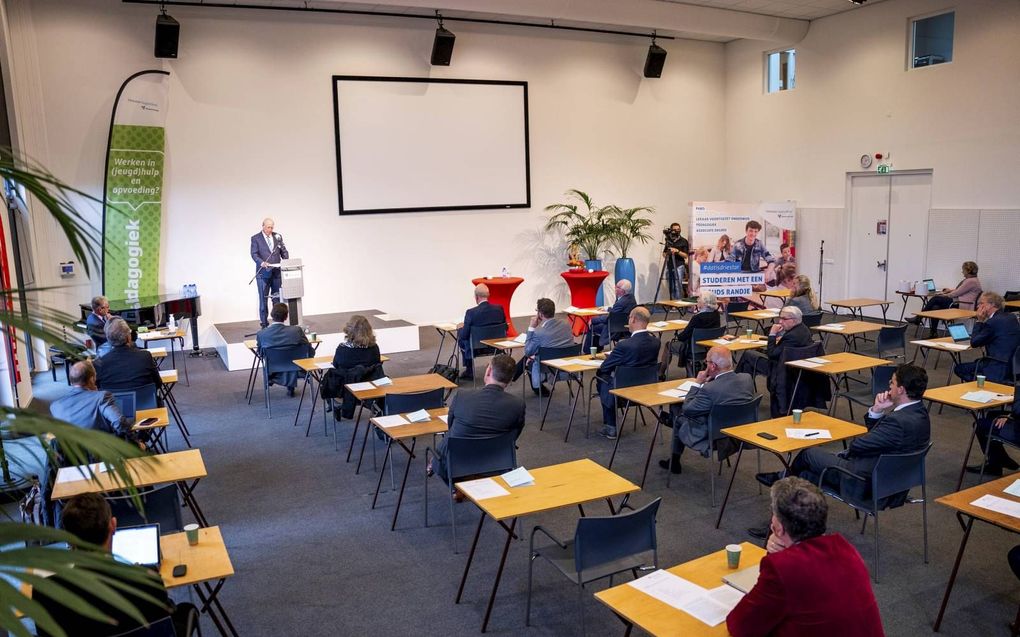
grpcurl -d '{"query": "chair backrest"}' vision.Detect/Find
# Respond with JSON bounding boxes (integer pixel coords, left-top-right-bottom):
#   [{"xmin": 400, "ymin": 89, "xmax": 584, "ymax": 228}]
[
  {"xmin": 131, "ymin": 384, "xmax": 159, "ymax": 410},
  {"xmin": 112, "ymin": 391, "xmax": 137, "ymax": 420},
  {"xmin": 470, "ymin": 323, "xmax": 508, "ymax": 351},
  {"xmin": 106, "ymin": 483, "xmax": 184, "ymax": 533},
  {"xmin": 446, "ymin": 430, "xmax": 517, "ymax": 482},
  {"xmin": 801, "ymin": 312, "xmax": 823, "ymax": 330},
  {"xmin": 690, "ymin": 326, "xmax": 727, "ymax": 359},
  {"xmin": 707, "ymin": 395, "xmax": 763, "ymax": 442},
  {"xmin": 262, "ymin": 343, "xmax": 310, "ymax": 374},
  {"xmin": 781, "ymin": 341, "xmax": 825, "ymax": 364},
  {"xmin": 1013, "ymin": 347, "xmax": 1020, "ymax": 380},
  {"xmin": 612, "ymin": 365, "xmax": 659, "ymax": 390},
  {"xmin": 1005, "ymin": 291, "xmax": 1020, "ymax": 313},
  {"xmin": 536, "ymin": 344, "xmax": 582, "ymax": 362},
  {"xmin": 574, "ymin": 497, "xmax": 661, "ymax": 575},
  {"xmin": 726, "ymin": 301, "xmax": 750, "ymax": 315},
  {"xmin": 871, "ymin": 442, "xmax": 932, "ymax": 503},
  {"xmin": 870, "ymin": 365, "xmax": 896, "ymax": 398},
  {"xmin": 876, "ymin": 325, "xmax": 907, "ymax": 358},
  {"xmin": 110, "ymin": 615, "xmax": 177, "ymax": 637},
  {"xmin": 385, "ymin": 388, "xmax": 445, "ymax": 415},
  {"xmin": 608, "ymin": 312, "xmax": 629, "ymax": 335}
]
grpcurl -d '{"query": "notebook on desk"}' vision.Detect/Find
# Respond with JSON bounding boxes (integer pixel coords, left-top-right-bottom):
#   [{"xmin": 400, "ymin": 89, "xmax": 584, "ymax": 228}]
[
  {"xmin": 112, "ymin": 523, "xmax": 161, "ymax": 568},
  {"xmin": 722, "ymin": 563, "xmax": 760, "ymax": 594},
  {"xmin": 947, "ymin": 323, "xmax": 970, "ymax": 342}
]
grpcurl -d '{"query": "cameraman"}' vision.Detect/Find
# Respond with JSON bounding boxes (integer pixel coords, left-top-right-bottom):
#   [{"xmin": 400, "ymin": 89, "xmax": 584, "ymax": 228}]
[{"xmin": 663, "ymin": 223, "xmax": 689, "ymax": 299}]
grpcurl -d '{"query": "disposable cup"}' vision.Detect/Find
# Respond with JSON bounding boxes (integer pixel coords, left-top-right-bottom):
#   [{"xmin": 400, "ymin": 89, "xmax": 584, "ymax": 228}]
[
  {"xmin": 726, "ymin": 544, "xmax": 742, "ymax": 569},
  {"xmin": 184, "ymin": 523, "xmax": 199, "ymax": 546},
  {"xmin": 792, "ymin": 409, "xmax": 803, "ymax": 424}
]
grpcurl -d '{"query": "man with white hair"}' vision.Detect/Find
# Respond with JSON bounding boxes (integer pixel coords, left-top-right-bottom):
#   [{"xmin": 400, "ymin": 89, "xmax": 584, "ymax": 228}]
[
  {"xmin": 250, "ymin": 217, "xmax": 289, "ymax": 328},
  {"xmin": 659, "ymin": 345, "xmax": 756, "ymax": 474},
  {"xmin": 456, "ymin": 283, "xmax": 507, "ymax": 381},
  {"xmin": 585, "ymin": 279, "xmax": 636, "ymax": 352},
  {"xmin": 660, "ymin": 289, "xmax": 723, "ymax": 378}
]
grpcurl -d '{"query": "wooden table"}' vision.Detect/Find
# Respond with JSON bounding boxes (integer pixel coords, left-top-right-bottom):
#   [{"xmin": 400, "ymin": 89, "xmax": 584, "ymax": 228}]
[
  {"xmin": 760, "ymin": 288, "xmax": 792, "ymax": 304},
  {"xmin": 244, "ymin": 336, "xmax": 322, "ymax": 402},
  {"xmin": 933, "ymin": 474, "xmax": 1020, "ymax": 631},
  {"xmin": 897, "ymin": 290, "xmax": 935, "ymax": 321},
  {"xmin": 916, "ymin": 308, "xmax": 977, "ymax": 323},
  {"xmin": 480, "ymin": 337, "xmax": 525, "ymax": 356},
  {"xmin": 161, "ymin": 526, "xmax": 238, "ymax": 637},
  {"xmin": 923, "ymin": 380, "xmax": 1014, "ymax": 490},
  {"xmin": 785, "ymin": 352, "xmax": 892, "ymax": 417},
  {"xmin": 729, "ymin": 308, "xmax": 781, "ymax": 335},
  {"xmin": 696, "ymin": 336, "xmax": 767, "ymax": 354},
  {"xmin": 455, "ymin": 458, "xmax": 639, "ymax": 632},
  {"xmin": 370, "ymin": 407, "xmax": 448, "ymax": 531},
  {"xmin": 811, "ymin": 320, "xmax": 885, "ymax": 352},
  {"xmin": 539, "ymin": 354, "xmax": 605, "ymax": 440},
  {"xmin": 133, "ymin": 407, "xmax": 170, "ymax": 453},
  {"xmin": 647, "ymin": 319, "xmax": 690, "ymax": 336},
  {"xmin": 52, "ymin": 449, "xmax": 210, "ymax": 527},
  {"xmin": 910, "ymin": 336, "xmax": 971, "ymax": 385},
  {"xmin": 347, "ymin": 373, "xmax": 458, "ymax": 472},
  {"xmin": 140, "ymin": 327, "xmax": 189, "ymax": 385},
  {"xmin": 716, "ymin": 412, "xmax": 868, "ymax": 528},
  {"xmin": 609, "ymin": 379, "xmax": 697, "ymax": 487},
  {"xmin": 293, "ymin": 353, "xmax": 390, "ymax": 437},
  {"xmin": 432, "ymin": 322, "xmax": 461, "ymax": 368},
  {"xmin": 566, "ymin": 306, "xmax": 609, "ymax": 337},
  {"xmin": 656, "ymin": 299, "xmax": 697, "ymax": 320},
  {"xmin": 595, "ymin": 542, "xmax": 766, "ymax": 636},
  {"xmin": 1007, "ymin": 300, "xmax": 1020, "ymax": 310},
  {"xmin": 827, "ymin": 298, "xmax": 891, "ymax": 323},
  {"xmin": 157, "ymin": 368, "xmax": 191, "ymax": 449}
]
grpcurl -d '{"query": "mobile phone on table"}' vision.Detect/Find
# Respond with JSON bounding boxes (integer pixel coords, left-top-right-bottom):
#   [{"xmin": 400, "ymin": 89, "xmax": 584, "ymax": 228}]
[{"xmin": 137, "ymin": 417, "xmax": 159, "ymax": 427}]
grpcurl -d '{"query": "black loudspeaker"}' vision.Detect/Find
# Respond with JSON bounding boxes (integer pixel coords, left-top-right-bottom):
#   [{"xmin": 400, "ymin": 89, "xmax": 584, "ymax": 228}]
[
  {"xmin": 644, "ymin": 44, "xmax": 667, "ymax": 78},
  {"xmin": 431, "ymin": 27, "xmax": 456, "ymax": 66},
  {"xmin": 154, "ymin": 14, "xmax": 180, "ymax": 59}
]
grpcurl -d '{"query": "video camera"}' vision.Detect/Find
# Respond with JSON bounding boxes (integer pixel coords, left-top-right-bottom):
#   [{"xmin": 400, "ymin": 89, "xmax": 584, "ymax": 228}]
[{"xmin": 663, "ymin": 226, "xmax": 681, "ymax": 240}]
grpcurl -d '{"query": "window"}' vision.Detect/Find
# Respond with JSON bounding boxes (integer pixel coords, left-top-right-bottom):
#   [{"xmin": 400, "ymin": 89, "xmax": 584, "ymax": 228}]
[
  {"xmin": 765, "ymin": 49, "xmax": 795, "ymax": 93},
  {"xmin": 911, "ymin": 12, "xmax": 954, "ymax": 68}
]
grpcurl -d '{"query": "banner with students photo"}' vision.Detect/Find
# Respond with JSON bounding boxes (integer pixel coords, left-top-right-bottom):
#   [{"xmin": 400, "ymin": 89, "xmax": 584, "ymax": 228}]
[
  {"xmin": 102, "ymin": 70, "xmax": 170, "ymax": 306},
  {"xmin": 689, "ymin": 201, "xmax": 797, "ymax": 298}
]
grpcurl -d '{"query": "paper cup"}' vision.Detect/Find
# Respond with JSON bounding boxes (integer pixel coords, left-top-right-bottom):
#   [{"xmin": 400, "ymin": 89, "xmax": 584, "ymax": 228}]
[
  {"xmin": 590, "ymin": 347, "xmax": 598, "ymax": 357},
  {"xmin": 184, "ymin": 523, "xmax": 200, "ymax": 546},
  {"xmin": 792, "ymin": 409, "xmax": 803, "ymax": 424},
  {"xmin": 726, "ymin": 544, "xmax": 742, "ymax": 569},
  {"xmin": 309, "ymin": 333, "xmax": 317, "ymax": 341},
  {"xmin": 976, "ymin": 375, "xmax": 986, "ymax": 388},
  {"xmin": 745, "ymin": 329, "xmax": 753, "ymax": 339}
]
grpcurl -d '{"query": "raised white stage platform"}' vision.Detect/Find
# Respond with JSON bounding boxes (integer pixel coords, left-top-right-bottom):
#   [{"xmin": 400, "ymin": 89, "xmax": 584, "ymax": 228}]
[{"xmin": 210, "ymin": 310, "xmax": 420, "ymax": 371}]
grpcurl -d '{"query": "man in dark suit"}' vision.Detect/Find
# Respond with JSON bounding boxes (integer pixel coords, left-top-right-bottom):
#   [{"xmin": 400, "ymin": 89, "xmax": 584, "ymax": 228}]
[
  {"xmin": 85, "ymin": 295, "xmax": 110, "ymax": 348},
  {"xmin": 660, "ymin": 289, "xmax": 722, "ymax": 377},
  {"xmin": 758, "ymin": 364, "xmax": 931, "ymax": 506},
  {"xmin": 744, "ymin": 305, "xmax": 816, "ymax": 417},
  {"xmin": 94, "ymin": 318, "xmax": 162, "ymax": 393},
  {"xmin": 968, "ymin": 381, "xmax": 1020, "ymax": 476},
  {"xmin": 955, "ymin": 292, "xmax": 1020, "ymax": 383},
  {"xmin": 430, "ymin": 355, "xmax": 525, "ymax": 481},
  {"xmin": 457, "ymin": 283, "xmax": 506, "ymax": 381},
  {"xmin": 257, "ymin": 303, "xmax": 312, "ymax": 396},
  {"xmin": 659, "ymin": 345, "xmax": 756, "ymax": 474},
  {"xmin": 597, "ymin": 307, "xmax": 660, "ymax": 439},
  {"xmin": 50, "ymin": 360, "xmax": 138, "ymax": 442},
  {"xmin": 726, "ymin": 477, "xmax": 884, "ymax": 637},
  {"xmin": 513, "ymin": 297, "xmax": 576, "ymax": 395},
  {"xmin": 250, "ymin": 217, "xmax": 289, "ymax": 328},
  {"xmin": 586, "ymin": 279, "xmax": 637, "ymax": 352}
]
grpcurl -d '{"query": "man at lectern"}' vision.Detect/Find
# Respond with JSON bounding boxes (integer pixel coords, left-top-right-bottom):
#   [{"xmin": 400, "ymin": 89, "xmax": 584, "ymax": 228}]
[{"xmin": 250, "ymin": 218, "xmax": 289, "ymax": 328}]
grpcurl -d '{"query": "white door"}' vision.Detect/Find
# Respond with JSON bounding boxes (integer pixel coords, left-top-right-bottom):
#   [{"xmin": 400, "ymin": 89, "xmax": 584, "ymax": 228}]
[{"xmin": 847, "ymin": 172, "xmax": 932, "ymax": 320}]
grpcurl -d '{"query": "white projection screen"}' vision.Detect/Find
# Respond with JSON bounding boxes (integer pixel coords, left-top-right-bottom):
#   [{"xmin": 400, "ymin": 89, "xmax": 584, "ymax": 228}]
[{"xmin": 332, "ymin": 76, "xmax": 530, "ymax": 215}]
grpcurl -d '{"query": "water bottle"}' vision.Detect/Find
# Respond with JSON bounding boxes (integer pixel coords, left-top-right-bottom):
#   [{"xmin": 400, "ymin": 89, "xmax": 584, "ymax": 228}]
[
  {"xmin": 500, "ymin": 266, "xmax": 509, "ymax": 278},
  {"xmin": 168, "ymin": 313, "xmax": 177, "ymax": 331}
]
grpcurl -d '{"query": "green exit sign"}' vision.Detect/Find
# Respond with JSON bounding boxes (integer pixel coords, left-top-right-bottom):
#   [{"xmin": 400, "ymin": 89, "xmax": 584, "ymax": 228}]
[{"xmin": 877, "ymin": 164, "xmax": 891, "ymax": 174}]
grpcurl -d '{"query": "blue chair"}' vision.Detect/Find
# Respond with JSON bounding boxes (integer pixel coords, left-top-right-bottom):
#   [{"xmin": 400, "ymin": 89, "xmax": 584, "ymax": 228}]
[
  {"xmin": 526, "ymin": 497, "xmax": 662, "ymax": 633},
  {"xmin": 361, "ymin": 388, "xmax": 448, "ymax": 474},
  {"xmin": 112, "ymin": 391, "xmax": 138, "ymax": 420},
  {"xmin": 876, "ymin": 324, "xmax": 907, "ymax": 361},
  {"xmin": 725, "ymin": 300, "xmax": 750, "ymax": 335},
  {"xmin": 467, "ymin": 323, "xmax": 508, "ymax": 386},
  {"xmin": 818, "ymin": 442, "xmax": 932, "ymax": 582},
  {"xmin": 604, "ymin": 365, "xmax": 659, "ymax": 469},
  {"xmin": 687, "ymin": 326, "xmax": 727, "ymax": 377},
  {"xmin": 607, "ymin": 312, "xmax": 630, "ymax": 348},
  {"xmin": 261, "ymin": 343, "xmax": 311, "ymax": 419},
  {"xmin": 130, "ymin": 384, "xmax": 160, "ymax": 411},
  {"xmin": 425, "ymin": 430, "xmax": 517, "ymax": 550},
  {"xmin": 529, "ymin": 344, "xmax": 582, "ymax": 436},
  {"xmin": 842, "ymin": 365, "xmax": 896, "ymax": 422}
]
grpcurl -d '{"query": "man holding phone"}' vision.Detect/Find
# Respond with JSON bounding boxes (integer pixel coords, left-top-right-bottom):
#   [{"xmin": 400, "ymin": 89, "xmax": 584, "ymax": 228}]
[{"xmin": 512, "ymin": 298, "xmax": 574, "ymax": 395}]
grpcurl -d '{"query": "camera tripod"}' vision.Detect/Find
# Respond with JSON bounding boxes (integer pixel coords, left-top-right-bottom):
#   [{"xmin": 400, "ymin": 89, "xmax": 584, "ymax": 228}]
[{"xmin": 652, "ymin": 247, "xmax": 686, "ymax": 305}]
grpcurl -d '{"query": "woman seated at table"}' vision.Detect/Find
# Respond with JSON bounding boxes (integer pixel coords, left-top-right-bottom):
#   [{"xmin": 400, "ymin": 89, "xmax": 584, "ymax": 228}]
[
  {"xmin": 788, "ymin": 274, "xmax": 820, "ymax": 317},
  {"xmin": 905, "ymin": 261, "xmax": 982, "ymax": 336},
  {"xmin": 761, "ymin": 263, "xmax": 798, "ymax": 309},
  {"xmin": 331, "ymin": 314, "xmax": 384, "ymax": 419}
]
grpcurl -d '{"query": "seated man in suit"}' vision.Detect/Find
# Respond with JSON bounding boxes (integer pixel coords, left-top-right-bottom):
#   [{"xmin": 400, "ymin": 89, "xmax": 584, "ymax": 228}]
[
  {"xmin": 726, "ymin": 477, "xmax": 884, "ymax": 637},
  {"xmin": 94, "ymin": 318, "xmax": 162, "ymax": 393},
  {"xmin": 512, "ymin": 297, "xmax": 575, "ymax": 396},
  {"xmin": 596, "ymin": 306, "xmax": 660, "ymax": 440},
  {"xmin": 968, "ymin": 380, "xmax": 1020, "ymax": 476},
  {"xmin": 757, "ymin": 364, "xmax": 931, "ymax": 506},
  {"xmin": 659, "ymin": 289, "xmax": 722, "ymax": 378},
  {"xmin": 658, "ymin": 345, "xmax": 756, "ymax": 474},
  {"xmin": 35, "ymin": 493, "xmax": 192, "ymax": 637},
  {"xmin": 457, "ymin": 283, "xmax": 507, "ymax": 381},
  {"xmin": 585, "ymin": 279, "xmax": 637, "ymax": 352},
  {"xmin": 50, "ymin": 360, "xmax": 139, "ymax": 443},
  {"xmin": 257, "ymin": 302, "xmax": 312, "ymax": 397},
  {"xmin": 429, "ymin": 354, "xmax": 525, "ymax": 481},
  {"xmin": 955, "ymin": 292, "xmax": 1020, "ymax": 383},
  {"xmin": 736, "ymin": 305, "xmax": 815, "ymax": 417},
  {"xmin": 85, "ymin": 295, "xmax": 110, "ymax": 349}
]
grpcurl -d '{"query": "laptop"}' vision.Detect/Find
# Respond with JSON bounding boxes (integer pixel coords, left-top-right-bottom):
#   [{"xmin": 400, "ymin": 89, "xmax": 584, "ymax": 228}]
[
  {"xmin": 722, "ymin": 563, "xmax": 760, "ymax": 594},
  {"xmin": 947, "ymin": 323, "xmax": 970, "ymax": 343},
  {"xmin": 922, "ymin": 278, "xmax": 937, "ymax": 293},
  {"xmin": 111, "ymin": 523, "xmax": 161, "ymax": 568}
]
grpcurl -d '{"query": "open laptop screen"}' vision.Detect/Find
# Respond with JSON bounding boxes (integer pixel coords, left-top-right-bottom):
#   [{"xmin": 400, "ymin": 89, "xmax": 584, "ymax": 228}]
[
  {"xmin": 923, "ymin": 278, "xmax": 936, "ymax": 293},
  {"xmin": 947, "ymin": 324, "xmax": 970, "ymax": 342},
  {"xmin": 111, "ymin": 524, "xmax": 160, "ymax": 568}
]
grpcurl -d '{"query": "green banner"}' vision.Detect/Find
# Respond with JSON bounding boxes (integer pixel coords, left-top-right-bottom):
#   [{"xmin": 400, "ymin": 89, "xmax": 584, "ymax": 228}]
[{"xmin": 103, "ymin": 124, "xmax": 164, "ymax": 304}]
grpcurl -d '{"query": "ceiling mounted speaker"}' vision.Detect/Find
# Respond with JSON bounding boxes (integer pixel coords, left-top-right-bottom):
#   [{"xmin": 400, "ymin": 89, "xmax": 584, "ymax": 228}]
[
  {"xmin": 431, "ymin": 27, "xmax": 456, "ymax": 66},
  {"xmin": 154, "ymin": 13, "xmax": 179, "ymax": 59},
  {"xmin": 644, "ymin": 44, "xmax": 667, "ymax": 78}
]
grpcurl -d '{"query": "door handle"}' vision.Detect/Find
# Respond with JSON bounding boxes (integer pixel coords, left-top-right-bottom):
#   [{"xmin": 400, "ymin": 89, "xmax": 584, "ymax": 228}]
[{"xmin": 876, "ymin": 260, "xmax": 887, "ymax": 271}]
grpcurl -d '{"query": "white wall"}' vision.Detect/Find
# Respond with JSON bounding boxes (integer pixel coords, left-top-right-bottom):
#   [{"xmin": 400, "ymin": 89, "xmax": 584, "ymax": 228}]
[{"xmin": 6, "ymin": 1, "xmax": 727, "ymax": 345}]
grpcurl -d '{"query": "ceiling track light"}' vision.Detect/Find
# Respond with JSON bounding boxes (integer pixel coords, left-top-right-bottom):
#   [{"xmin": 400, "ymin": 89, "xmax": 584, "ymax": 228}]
[
  {"xmin": 644, "ymin": 32, "xmax": 667, "ymax": 78},
  {"xmin": 431, "ymin": 11, "xmax": 456, "ymax": 66}
]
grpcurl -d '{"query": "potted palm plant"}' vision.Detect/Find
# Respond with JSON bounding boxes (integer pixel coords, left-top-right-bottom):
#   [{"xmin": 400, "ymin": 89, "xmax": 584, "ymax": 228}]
[
  {"xmin": 606, "ymin": 204, "xmax": 655, "ymax": 288},
  {"xmin": 0, "ymin": 149, "xmax": 154, "ymax": 637},
  {"xmin": 545, "ymin": 189, "xmax": 614, "ymax": 304}
]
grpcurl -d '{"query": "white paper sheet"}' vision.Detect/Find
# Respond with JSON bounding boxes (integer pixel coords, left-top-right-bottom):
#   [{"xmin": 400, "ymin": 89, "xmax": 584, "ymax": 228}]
[
  {"xmin": 737, "ymin": 339, "xmax": 763, "ymax": 344},
  {"xmin": 805, "ymin": 357, "xmax": 830, "ymax": 364},
  {"xmin": 158, "ymin": 369, "xmax": 175, "ymax": 378},
  {"xmin": 627, "ymin": 570, "xmax": 741, "ymax": 628},
  {"xmin": 372, "ymin": 377, "xmax": 393, "ymax": 387},
  {"xmin": 496, "ymin": 340, "xmax": 520, "ymax": 347},
  {"xmin": 374, "ymin": 414, "xmax": 409, "ymax": 428},
  {"xmin": 457, "ymin": 478, "xmax": 510, "ymax": 500},
  {"xmin": 971, "ymin": 494, "xmax": 1020, "ymax": 519},
  {"xmin": 542, "ymin": 358, "xmax": 567, "ymax": 366},
  {"xmin": 439, "ymin": 415, "xmax": 449, "ymax": 424},
  {"xmin": 678, "ymin": 381, "xmax": 702, "ymax": 392},
  {"xmin": 564, "ymin": 305, "xmax": 579, "ymax": 313},
  {"xmin": 654, "ymin": 321, "xmax": 669, "ymax": 327},
  {"xmin": 669, "ymin": 320, "xmax": 689, "ymax": 326},
  {"xmin": 712, "ymin": 338, "xmax": 731, "ymax": 345},
  {"xmin": 315, "ymin": 362, "xmax": 333, "ymax": 370},
  {"xmin": 961, "ymin": 390, "xmax": 999, "ymax": 404},
  {"xmin": 56, "ymin": 463, "xmax": 109, "ymax": 484},
  {"xmin": 406, "ymin": 409, "xmax": 432, "ymax": 423},
  {"xmin": 788, "ymin": 360, "xmax": 823, "ymax": 369},
  {"xmin": 1003, "ymin": 479, "xmax": 1020, "ymax": 498},
  {"xmin": 818, "ymin": 324, "xmax": 845, "ymax": 331},
  {"xmin": 942, "ymin": 343, "xmax": 970, "ymax": 350},
  {"xmin": 346, "ymin": 382, "xmax": 375, "ymax": 392},
  {"xmin": 148, "ymin": 347, "xmax": 167, "ymax": 356},
  {"xmin": 755, "ymin": 312, "xmax": 777, "ymax": 318},
  {"xmin": 502, "ymin": 467, "xmax": 535, "ymax": 487},
  {"xmin": 513, "ymin": 332, "xmax": 528, "ymax": 343},
  {"xmin": 434, "ymin": 322, "xmax": 458, "ymax": 331},
  {"xmin": 576, "ymin": 359, "xmax": 603, "ymax": 367},
  {"xmin": 659, "ymin": 389, "xmax": 688, "ymax": 399},
  {"xmin": 785, "ymin": 428, "xmax": 833, "ymax": 440},
  {"xmin": 911, "ymin": 340, "xmax": 936, "ymax": 347}
]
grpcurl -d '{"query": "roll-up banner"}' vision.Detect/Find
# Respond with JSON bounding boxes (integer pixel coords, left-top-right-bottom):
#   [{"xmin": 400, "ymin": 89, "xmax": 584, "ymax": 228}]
[
  {"xmin": 102, "ymin": 70, "xmax": 169, "ymax": 306},
  {"xmin": 689, "ymin": 201, "xmax": 797, "ymax": 298}
]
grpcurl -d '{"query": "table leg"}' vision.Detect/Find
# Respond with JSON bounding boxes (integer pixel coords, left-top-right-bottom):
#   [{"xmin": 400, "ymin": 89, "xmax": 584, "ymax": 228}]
[
  {"xmin": 954, "ymin": 412, "xmax": 981, "ymax": 491},
  {"xmin": 177, "ymin": 479, "xmax": 209, "ymax": 527},
  {"xmin": 293, "ymin": 372, "xmax": 311, "ymax": 428},
  {"xmin": 372, "ymin": 436, "xmax": 391, "ymax": 509},
  {"xmin": 245, "ymin": 352, "xmax": 259, "ymax": 400},
  {"xmin": 639, "ymin": 408, "xmax": 662, "ymax": 489},
  {"xmin": 481, "ymin": 517, "xmax": 518, "ymax": 633},
  {"xmin": 608, "ymin": 403, "xmax": 628, "ymax": 470},
  {"xmin": 456, "ymin": 512, "xmax": 487, "ymax": 604},
  {"xmin": 195, "ymin": 578, "xmax": 239, "ymax": 637},
  {"xmin": 880, "ymin": 303, "xmax": 889, "ymax": 325},
  {"xmin": 434, "ymin": 328, "xmax": 448, "ymax": 369},
  {"xmin": 355, "ymin": 413, "xmax": 374, "ymax": 475},
  {"xmin": 391, "ymin": 438, "xmax": 417, "ymax": 531},
  {"xmin": 933, "ymin": 515, "xmax": 974, "ymax": 632},
  {"xmin": 346, "ymin": 404, "xmax": 365, "ymax": 462},
  {"xmin": 564, "ymin": 375, "xmax": 583, "ymax": 442},
  {"xmin": 539, "ymin": 373, "xmax": 560, "ymax": 431},
  {"xmin": 715, "ymin": 444, "xmax": 744, "ymax": 529}
]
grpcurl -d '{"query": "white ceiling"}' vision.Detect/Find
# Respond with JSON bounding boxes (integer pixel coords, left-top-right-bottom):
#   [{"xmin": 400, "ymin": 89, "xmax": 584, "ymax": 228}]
[{"xmin": 657, "ymin": 0, "xmax": 887, "ymax": 22}]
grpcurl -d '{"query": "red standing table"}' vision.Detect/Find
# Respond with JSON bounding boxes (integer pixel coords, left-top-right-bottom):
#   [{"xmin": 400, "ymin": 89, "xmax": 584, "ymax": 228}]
[
  {"xmin": 560, "ymin": 270, "xmax": 610, "ymax": 335},
  {"xmin": 471, "ymin": 276, "xmax": 524, "ymax": 337}
]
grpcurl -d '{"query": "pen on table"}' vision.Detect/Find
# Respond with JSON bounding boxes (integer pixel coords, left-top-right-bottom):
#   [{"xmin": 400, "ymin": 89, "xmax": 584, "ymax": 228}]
[{"xmin": 804, "ymin": 432, "xmax": 819, "ymax": 437}]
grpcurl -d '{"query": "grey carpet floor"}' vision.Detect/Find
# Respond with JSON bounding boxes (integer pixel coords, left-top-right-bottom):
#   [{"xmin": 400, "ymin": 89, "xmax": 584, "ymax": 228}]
[{"xmin": 29, "ymin": 315, "xmax": 1020, "ymax": 636}]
